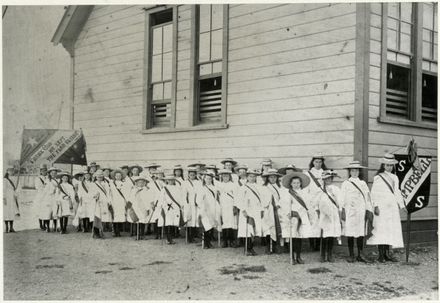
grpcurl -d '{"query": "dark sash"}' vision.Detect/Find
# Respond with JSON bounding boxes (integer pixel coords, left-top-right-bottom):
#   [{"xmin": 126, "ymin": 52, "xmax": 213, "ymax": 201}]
[
  {"xmin": 128, "ymin": 177, "xmax": 135, "ymax": 186},
  {"xmin": 58, "ymin": 183, "xmax": 70, "ymax": 198},
  {"xmin": 349, "ymin": 180, "xmax": 367, "ymax": 201},
  {"xmin": 5, "ymin": 177, "xmax": 16, "ymax": 191},
  {"xmin": 227, "ymin": 192, "xmax": 234, "ymax": 200},
  {"xmin": 164, "ymin": 186, "xmax": 181, "ymax": 209},
  {"xmin": 175, "ymin": 178, "xmax": 182, "ymax": 186},
  {"xmin": 153, "ymin": 180, "xmax": 161, "ymax": 191},
  {"xmin": 81, "ymin": 181, "xmax": 89, "ymax": 193},
  {"xmin": 289, "ymin": 189, "xmax": 308, "ymax": 211},
  {"xmin": 188, "ymin": 179, "xmax": 194, "ymax": 187},
  {"xmin": 270, "ymin": 184, "xmax": 280, "ymax": 200},
  {"xmin": 163, "ymin": 186, "xmax": 185, "ymax": 227},
  {"xmin": 378, "ymin": 174, "xmax": 395, "ymax": 194},
  {"xmin": 238, "ymin": 179, "xmax": 244, "ymax": 187},
  {"xmin": 113, "ymin": 180, "xmax": 126, "ymax": 200},
  {"xmin": 95, "ymin": 181, "xmax": 108, "ymax": 197},
  {"xmin": 39, "ymin": 176, "xmax": 46, "ymax": 185},
  {"xmin": 308, "ymin": 170, "xmax": 322, "ymax": 189},
  {"xmin": 245, "ymin": 184, "xmax": 261, "ymax": 203},
  {"xmin": 205, "ymin": 185, "xmax": 217, "ymax": 200},
  {"xmin": 322, "ymin": 185, "xmax": 338, "ymax": 208}
]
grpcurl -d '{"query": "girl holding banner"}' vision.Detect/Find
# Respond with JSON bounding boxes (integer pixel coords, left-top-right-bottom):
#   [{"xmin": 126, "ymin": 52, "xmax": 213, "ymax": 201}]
[
  {"xmin": 56, "ymin": 171, "xmax": 75, "ymax": 234},
  {"xmin": 367, "ymin": 153, "xmax": 405, "ymax": 263}
]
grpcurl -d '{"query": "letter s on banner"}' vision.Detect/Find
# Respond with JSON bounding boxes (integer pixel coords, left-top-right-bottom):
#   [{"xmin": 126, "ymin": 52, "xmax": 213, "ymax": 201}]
[
  {"xmin": 398, "ymin": 160, "xmax": 406, "ymax": 172},
  {"xmin": 415, "ymin": 196, "xmax": 424, "ymax": 208}
]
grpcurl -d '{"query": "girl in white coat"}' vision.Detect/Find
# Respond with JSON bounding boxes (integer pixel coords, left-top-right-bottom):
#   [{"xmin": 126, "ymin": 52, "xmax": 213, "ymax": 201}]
[
  {"xmin": 4, "ymin": 167, "xmax": 20, "ymax": 233},
  {"xmin": 35, "ymin": 164, "xmax": 48, "ymax": 230},
  {"xmin": 92, "ymin": 170, "xmax": 113, "ymax": 238},
  {"xmin": 56, "ymin": 171, "xmax": 75, "ymax": 234},
  {"xmin": 367, "ymin": 153, "xmax": 405, "ymax": 263},
  {"xmin": 78, "ymin": 171, "xmax": 95, "ymax": 232},
  {"xmin": 237, "ymin": 169, "xmax": 263, "ymax": 256},
  {"xmin": 304, "ymin": 153, "xmax": 328, "ymax": 251},
  {"xmin": 317, "ymin": 170, "xmax": 342, "ymax": 262},
  {"xmin": 218, "ymin": 169, "xmax": 238, "ymax": 248},
  {"xmin": 128, "ymin": 176, "xmax": 154, "ymax": 240},
  {"xmin": 340, "ymin": 161, "xmax": 373, "ymax": 263},
  {"xmin": 161, "ymin": 175, "xmax": 184, "ymax": 245},
  {"xmin": 109, "ymin": 169, "xmax": 128, "ymax": 237},
  {"xmin": 196, "ymin": 172, "xmax": 221, "ymax": 249},
  {"xmin": 279, "ymin": 172, "xmax": 312, "ymax": 264},
  {"xmin": 149, "ymin": 169, "xmax": 166, "ymax": 239},
  {"xmin": 42, "ymin": 167, "xmax": 61, "ymax": 232},
  {"xmin": 182, "ymin": 167, "xmax": 201, "ymax": 243}
]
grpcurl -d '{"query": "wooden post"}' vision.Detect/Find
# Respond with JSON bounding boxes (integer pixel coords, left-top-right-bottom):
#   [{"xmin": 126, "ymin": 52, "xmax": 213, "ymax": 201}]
[{"xmin": 406, "ymin": 212, "xmax": 411, "ymax": 262}]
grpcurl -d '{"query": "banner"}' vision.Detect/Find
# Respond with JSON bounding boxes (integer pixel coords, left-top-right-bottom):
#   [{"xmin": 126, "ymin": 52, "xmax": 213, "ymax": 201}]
[
  {"xmin": 20, "ymin": 129, "xmax": 87, "ymax": 168},
  {"xmin": 395, "ymin": 154, "xmax": 432, "ymax": 214}
]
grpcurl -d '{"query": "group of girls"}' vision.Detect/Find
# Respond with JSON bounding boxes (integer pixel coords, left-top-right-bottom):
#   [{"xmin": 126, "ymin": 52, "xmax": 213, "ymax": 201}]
[{"xmin": 5, "ymin": 152, "xmax": 406, "ymax": 265}]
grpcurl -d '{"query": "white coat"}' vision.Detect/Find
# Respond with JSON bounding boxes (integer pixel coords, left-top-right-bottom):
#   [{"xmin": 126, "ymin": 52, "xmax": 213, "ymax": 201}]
[
  {"xmin": 182, "ymin": 178, "xmax": 201, "ymax": 228},
  {"xmin": 4, "ymin": 177, "xmax": 19, "ymax": 221},
  {"xmin": 149, "ymin": 179, "xmax": 165, "ymax": 226},
  {"xmin": 317, "ymin": 184, "xmax": 342, "ymax": 238},
  {"xmin": 304, "ymin": 168, "xmax": 324, "ymax": 237},
  {"xmin": 259, "ymin": 184, "xmax": 280, "ymax": 241},
  {"xmin": 160, "ymin": 185, "xmax": 183, "ymax": 227},
  {"xmin": 92, "ymin": 181, "xmax": 113, "ymax": 223},
  {"xmin": 278, "ymin": 188, "xmax": 311, "ymax": 239},
  {"xmin": 217, "ymin": 181, "xmax": 238, "ymax": 230},
  {"xmin": 196, "ymin": 184, "xmax": 222, "ymax": 232},
  {"xmin": 77, "ymin": 180, "xmax": 95, "ymax": 220},
  {"xmin": 367, "ymin": 172, "xmax": 405, "ymax": 248},
  {"xmin": 123, "ymin": 177, "xmax": 136, "ymax": 223},
  {"xmin": 340, "ymin": 177, "xmax": 373, "ymax": 237},
  {"xmin": 237, "ymin": 183, "xmax": 263, "ymax": 238},
  {"xmin": 39, "ymin": 178, "xmax": 59, "ymax": 220},
  {"xmin": 128, "ymin": 186, "xmax": 154, "ymax": 224},
  {"xmin": 109, "ymin": 180, "xmax": 127, "ymax": 223},
  {"xmin": 34, "ymin": 175, "xmax": 48, "ymax": 220},
  {"xmin": 174, "ymin": 176, "xmax": 185, "ymax": 187},
  {"xmin": 56, "ymin": 182, "xmax": 75, "ymax": 217}
]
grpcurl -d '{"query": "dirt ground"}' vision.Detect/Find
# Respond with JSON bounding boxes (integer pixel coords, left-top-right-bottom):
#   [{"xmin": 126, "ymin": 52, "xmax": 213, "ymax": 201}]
[{"xmin": 3, "ymin": 228, "xmax": 439, "ymax": 300}]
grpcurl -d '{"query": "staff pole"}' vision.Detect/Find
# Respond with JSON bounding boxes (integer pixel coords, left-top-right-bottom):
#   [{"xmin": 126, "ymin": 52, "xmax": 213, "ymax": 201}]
[{"xmin": 405, "ymin": 212, "xmax": 411, "ymax": 262}]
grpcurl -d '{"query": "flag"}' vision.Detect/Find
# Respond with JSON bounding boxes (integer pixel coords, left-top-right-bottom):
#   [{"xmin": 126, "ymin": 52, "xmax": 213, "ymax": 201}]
[
  {"xmin": 20, "ymin": 129, "xmax": 87, "ymax": 167},
  {"xmin": 395, "ymin": 153, "xmax": 432, "ymax": 214}
]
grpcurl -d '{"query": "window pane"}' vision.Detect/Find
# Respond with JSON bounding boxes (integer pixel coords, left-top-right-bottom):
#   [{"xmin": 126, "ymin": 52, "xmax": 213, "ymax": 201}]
[
  {"xmin": 400, "ymin": 33, "xmax": 411, "ymax": 53},
  {"xmin": 423, "ymin": 3, "xmax": 434, "ymax": 29},
  {"xmin": 163, "ymin": 24, "xmax": 173, "ymax": 53},
  {"xmin": 163, "ymin": 81, "xmax": 171, "ymax": 100},
  {"xmin": 152, "ymin": 83, "xmax": 164, "ymax": 101},
  {"xmin": 199, "ymin": 63, "xmax": 212, "ymax": 76},
  {"xmin": 152, "ymin": 27, "xmax": 162, "ymax": 55},
  {"xmin": 431, "ymin": 62, "xmax": 437, "ymax": 72},
  {"xmin": 423, "ymin": 41, "xmax": 432, "ymax": 59},
  {"xmin": 401, "ymin": 3, "xmax": 413, "ymax": 23},
  {"xmin": 152, "ymin": 54, "xmax": 162, "ymax": 82},
  {"xmin": 388, "ymin": 18, "xmax": 398, "ymax": 30},
  {"xmin": 211, "ymin": 5, "xmax": 223, "ymax": 30},
  {"xmin": 396, "ymin": 53, "xmax": 411, "ymax": 65},
  {"xmin": 434, "ymin": 43, "xmax": 438, "ymax": 60},
  {"xmin": 211, "ymin": 29, "xmax": 223, "ymax": 60},
  {"xmin": 423, "ymin": 60, "xmax": 430, "ymax": 70},
  {"xmin": 199, "ymin": 32, "xmax": 211, "ymax": 63},
  {"xmin": 212, "ymin": 61, "xmax": 222, "ymax": 73},
  {"xmin": 387, "ymin": 51, "xmax": 397, "ymax": 61},
  {"xmin": 401, "ymin": 22, "xmax": 411, "ymax": 35},
  {"xmin": 386, "ymin": 64, "xmax": 410, "ymax": 119},
  {"xmin": 423, "ymin": 29, "xmax": 432, "ymax": 42},
  {"xmin": 422, "ymin": 73, "xmax": 438, "ymax": 122},
  {"xmin": 162, "ymin": 52, "xmax": 172, "ymax": 81},
  {"xmin": 387, "ymin": 29, "xmax": 397, "ymax": 50},
  {"xmin": 199, "ymin": 5, "xmax": 211, "ymax": 33},
  {"xmin": 151, "ymin": 9, "xmax": 172, "ymax": 26},
  {"xmin": 388, "ymin": 3, "xmax": 399, "ymax": 19}
]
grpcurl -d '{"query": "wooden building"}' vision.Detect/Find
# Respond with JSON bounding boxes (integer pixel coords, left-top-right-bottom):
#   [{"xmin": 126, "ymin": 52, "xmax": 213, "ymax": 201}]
[{"xmin": 52, "ymin": 3, "xmax": 437, "ymax": 243}]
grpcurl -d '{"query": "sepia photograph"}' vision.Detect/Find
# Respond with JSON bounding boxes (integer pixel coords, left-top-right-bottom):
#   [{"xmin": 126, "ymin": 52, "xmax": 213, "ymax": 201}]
[{"xmin": 2, "ymin": 1, "xmax": 438, "ymax": 300}]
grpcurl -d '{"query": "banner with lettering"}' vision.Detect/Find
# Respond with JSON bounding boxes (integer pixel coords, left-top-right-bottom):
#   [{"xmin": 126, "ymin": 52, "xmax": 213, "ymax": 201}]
[
  {"xmin": 395, "ymin": 154, "xmax": 432, "ymax": 214},
  {"xmin": 20, "ymin": 129, "xmax": 87, "ymax": 169}
]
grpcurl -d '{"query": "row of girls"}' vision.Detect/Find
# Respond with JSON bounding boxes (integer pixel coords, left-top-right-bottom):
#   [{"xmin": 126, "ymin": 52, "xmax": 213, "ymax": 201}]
[{"xmin": 25, "ymin": 153, "xmax": 406, "ymax": 264}]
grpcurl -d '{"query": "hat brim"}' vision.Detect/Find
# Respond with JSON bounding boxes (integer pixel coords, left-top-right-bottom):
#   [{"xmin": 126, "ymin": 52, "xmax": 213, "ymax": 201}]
[
  {"xmin": 145, "ymin": 165, "xmax": 161, "ymax": 169},
  {"xmin": 278, "ymin": 167, "xmax": 301, "ymax": 175},
  {"xmin": 188, "ymin": 163, "xmax": 206, "ymax": 167},
  {"xmin": 130, "ymin": 166, "xmax": 143, "ymax": 173},
  {"xmin": 344, "ymin": 165, "xmax": 367, "ymax": 169},
  {"xmin": 221, "ymin": 160, "xmax": 237, "ymax": 165},
  {"xmin": 247, "ymin": 171, "xmax": 261, "ymax": 176},
  {"xmin": 379, "ymin": 159, "xmax": 398, "ymax": 165},
  {"xmin": 262, "ymin": 172, "xmax": 282, "ymax": 177},
  {"xmin": 47, "ymin": 168, "xmax": 61, "ymax": 172},
  {"xmin": 134, "ymin": 177, "xmax": 148, "ymax": 183},
  {"xmin": 282, "ymin": 172, "xmax": 311, "ymax": 189}
]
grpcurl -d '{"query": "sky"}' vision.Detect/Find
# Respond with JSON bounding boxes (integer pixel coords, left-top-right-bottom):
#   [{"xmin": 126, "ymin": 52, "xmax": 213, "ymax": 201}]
[{"xmin": 2, "ymin": 6, "xmax": 71, "ymax": 167}]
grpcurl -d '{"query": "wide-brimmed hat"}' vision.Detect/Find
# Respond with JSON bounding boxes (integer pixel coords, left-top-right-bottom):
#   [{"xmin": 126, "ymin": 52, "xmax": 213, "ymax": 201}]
[
  {"xmin": 247, "ymin": 169, "xmax": 261, "ymax": 176},
  {"xmin": 218, "ymin": 169, "xmax": 233, "ymax": 175},
  {"xmin": 262, "ymin": 168, "xmax": 282, "ymax": 177},
  {"xmin": 379, "ymin": 153, "xmax": 398, "ymax": 165},
  {"xmin": 187, "ymin": 167, "xmax": 198, "ymax": 173},
  {"xmin": 282, "ymin": 172, "xmax": 311, "ymax": 189},
  {"xmin": 278, "ymin": 164, "xmax": 301, "ymax": 175},
  {"xmin": 132, "ymin": 176, "xmax": 148, "ymax": 183},
  {"xmin": 144, "ymin": 163, "xmax": 161, "ymax": 169},
  {"xmin": 94, "ymin": 169, "xmax": 104, "ymax": 178},
  {"xmin": 321, "ymin": 170, "xmax": 339, "ymax": 180},
  {"xmin": 47, "ymin": 167, "xmax": 61, "ymax": 173},
  {"xmin": 101, "ymin": 166, "xmax": 112, "ymax": 171},
  {"xmin": 311, "ymin": 153, "xmax": 325, "ymax": 160},
  {"xmin": 261, "ymin": 158, "xmax": 272, "ymax": 166},
  {"xmin": 203, "ymin": 171, "xmax": 216, "ymax": 178},
  {"xmin": 120, "ymin": 165, "xmax": 129, "ymax": 170},
  {"xmin": 188, "ymin": 162, "xmax": 206, "ymax": 168},
  {"xmin": 89, "ymin": 161, "xmax": 98, "ymax": 167},
  {"xmin": 110, "ymin": 169, "xmax": 123, "ymax": 179},
  {"xmin": 221, "ymin": 158, "xmax": 237, "ymax": 165},
  {"xmin": 153, "ymin": 168, "xmax": 165, "ymax": 175},
  {"xmin": 173, "ymin": 164, "xmax": 184, "ymax": 171},
  {"xmin": 130, "ymin": 164, "xmax": 143, "ymax": 173},
  {"xmin": 344, "ymin": 160, "xmax": 367, "ymax": 169},
  {"xmin": 57, "ymin": 171, "xmax": 71, "ymax": 178},
  {"xmin": 73, "ymin": 171, "xmax": 85, "ymax": 179},
  {"xmin": 234, "ymin": 164, "xmax": 248, "ymax": 172},
  {"xmin": 204, "ymin": 164, "xmax": 218, "ymax": 171}
]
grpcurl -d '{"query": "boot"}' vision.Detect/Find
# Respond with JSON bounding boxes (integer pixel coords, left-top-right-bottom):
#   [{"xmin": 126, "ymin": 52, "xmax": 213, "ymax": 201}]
[
  {"xmin": 113, "ymin": 223, "xmax": 118, "ymax": 237},
  {"xmin": 9, "ymin": 221, "xmax": 16, "ymax": 233},
  {"xmin": 378, "ymin": 245, "xmax": 385, "ymax": 263},
  {"xmin": 384, "ymin": 245, "xmax": 398, "ymax": 262},
  {"xmin": 247, "ymin": 238, "xmax": 257, "ymax": 256},
  {"xmin": 4, "ymin": 221, "xmax": 9, "ymax": 233},
  {"xmin": 356, "ymin": 237, "xmax": 367, "ymax": 262},
  {"xmin": 39, "ymin": 219, "xmax": 45, "ymax": 230},
  {"xmin": 295, "ymin": 239, "xmax": 304, "ymax": 264},
  {"xmin": 265, "ymin": 236, "xmax": 273, "ymax": 254},
  {"xmin": 82, "ymin": 219, "xmax": 88, "ymax": 233},
  {"xmin": 327, "ymin": 238, "xmax": 335, "ymax": 263},
  {"xmin": 45, "ymin": 220, "xmax": 51, "ymax": 232},
  {"xmin": 320, "ymin": 238, "xmax": 327, "ymax": 262},
  {"xmin": 53, "ymin": 220, "xmax": 58, "ymax": 233},
  {"xmin": 130, "ymin": 223, "xmax": 135, "ymax": 236},
  {"xmin": 167, "ymin": 227, "xmax": 175, "ymax": 245},
  {"xmin": 347, "ymin": 237, "xmax": 355, "ymax": 263}
]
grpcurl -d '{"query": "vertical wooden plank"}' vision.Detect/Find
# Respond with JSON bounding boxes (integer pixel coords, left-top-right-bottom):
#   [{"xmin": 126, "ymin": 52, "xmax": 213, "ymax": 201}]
[
  {"xmin": 413, "ymin": 3, "xmax": 423, "ymax": 123},
  {"xmin": 221, "ymin": 4, "xmax": 229, "ymax": 126},
  {"xmin": 354, "ymin": 3, "xmax": 370, "ymax": 169},
  {"xmin": 70, "ymin": 54, "xmax": 75, "ymax": 130},
  {"xmin": 170, "ymin": 6, "xmax": 178, "ymax": 128},
  {"xmin": 379, "ymin": 3, "xmax": 387, "ymax": 119},
  {"xmin": 143, "ymin": 12, "xmax": 151, "ymax": 129},
  {"xmin": 188, "ymin": 5, "xmax": 198, "ymax": 126}
]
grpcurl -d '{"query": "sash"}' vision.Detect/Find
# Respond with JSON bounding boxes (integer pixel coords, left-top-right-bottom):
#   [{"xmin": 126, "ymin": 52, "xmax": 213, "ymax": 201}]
[
  {"xmin": 39, "ymin": 176, "xmax": 46, "ymax": 185},
  {"xmin": 128, "ymin": 177, "xmax": 135, "ymax": 186},
  {"xmin": 308, "ymin": 170, "xmax": 322, "ymax": 189},
  {"xmin": 238, "ymin": 179, "xmax": 244, "ymax": 187},
  {"xmin": 349, "ymin": 180, "xmax": 367, "ymax": 201},
  {"xmin": 226, "ymin": 192, "xmax": 234, "ymax": 200},
  {"xmin": 113, "ymin": 180, "xmax": 126, "ymax": 201},
  {"xmin": 95, "ymin": 181, "xmax": 108, "ymax": 197},
  {"xmin": 378, "ymin": 174, "xmax": 395, "ymax": 194},
  {"xmin": 175, "ymin": 178, "xmax": 182, "ymax": 186},
  {"xmin": 245, "ymin": 184, "xmax": 261, "ymax": 203},
  {"xmin": 5, "ymin": 177, "xmax": 16, "ymax": 191},
  {"xmin": 164, "ymin": 186, "xmax": 182, "ymax": 209},
  {"xmin": 58, "ymin": 183, "xmax": 70, "ymax": 198},
  {"xmin": 270, "ymin": 184, "xmax": 280, "ymax": 200},
  {"xmin": 188, "ymin": 179, "xmax": 194, "ymax": 187},
  {"xmin": 322, "ymin": 185, "xmax": 338, "ymax": 208},
  {"xmin": 288, "ymin": 189, "xmax": 308, "ymax": 211},
  {"xmin": 163, "ymin": 186, "xmax": 186, "ymax": 227},
  {"xmin": 81, "ymin": 181, "xmax": 89, "ymax": 193},
  {"xmin": 153, "ymin": 180, "xmax": 161, "ymax": 191}
]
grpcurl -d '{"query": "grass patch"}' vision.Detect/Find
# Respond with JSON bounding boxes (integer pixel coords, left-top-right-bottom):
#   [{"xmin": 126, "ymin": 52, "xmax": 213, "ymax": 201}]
[
  {"xmin": 95, "ymin": 270, "xmax": 112, "ymax": 274},
  {"xmin": 119, "ymin": 267, "xmax": 135, "ymax": 271},
  {"xmin": 307, "ymin": 267, "xmax": 332, "ymax": 274},
  {"xmin": 219, "ymin": 265, "xmax": 266, "ymax": 275},
  {"xmin": 35, "ymin": 264, "xmax": 64, "ymax": 269}
]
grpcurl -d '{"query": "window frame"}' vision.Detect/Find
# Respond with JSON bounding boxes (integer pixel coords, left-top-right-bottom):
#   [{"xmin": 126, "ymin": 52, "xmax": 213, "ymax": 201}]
[
  {"xmin": 142, "ymin": 5, "xmax": 178, "ymax": 131},
  {"xmin": 379, "ymin": 3, "xmax": 437, "ymax": 130},
  {"xmin": 189, "ymin": 4, "xmax": 229, "ymax": 128}
]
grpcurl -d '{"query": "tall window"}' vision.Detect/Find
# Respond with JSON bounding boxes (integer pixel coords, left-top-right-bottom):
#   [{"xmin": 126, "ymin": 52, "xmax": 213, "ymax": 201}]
[
  {"xmin": 192, "ymin": 5, "xmax": 228, "ymax": 125},
  {"xmin": 382, "ymin": 3, "xmax": 438, "ymax": 126},
  {"xmin": 145, "ymin": 8, "xmax": 175, "ymax": 129}
]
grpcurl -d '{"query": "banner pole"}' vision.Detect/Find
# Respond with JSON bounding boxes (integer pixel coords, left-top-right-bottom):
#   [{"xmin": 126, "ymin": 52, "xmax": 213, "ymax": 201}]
[{"xmin": 405, "ymin": 212, "xmax": 411, "ymax": 263}]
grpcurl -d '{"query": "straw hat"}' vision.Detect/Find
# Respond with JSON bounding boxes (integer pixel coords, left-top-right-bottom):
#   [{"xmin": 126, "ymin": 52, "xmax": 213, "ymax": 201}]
[
  {"xmin": 144, "ymin": 163, "xmax": 161, "ymax": 169},
  {"xmin": 261, "ymin": 158, "xmax": 272, "ymax": 166},
  {"xmin": 379, "ymin": 153, "xmax": 398, "ymax": 165},
  {"xmin": 278, "ymin": 164, "xmax": 301, "ymax": 175},
  {"xmin": 173, "ymin": 164, "xmax": 184, "ymax": 171},
  {"xmin": 57, "ymin": 171, "xmax": 71, "ymax": 178},
  {"xmin": 110, "ymin": 169, "xmax": 123, "ymax": 179},
  {"xmin": 188, "ymin": 162, "xmax": 206, "ymax": 168},
  {"xmin": 281, "ymin": 172, "xmax": 311, "ymax": 189},
  {"xmin": 321, "ymin": 170, "xmax": 339, "ymax": 180},
  {"xmin": 204, "ymin": 164, "xmax": 218, "ymax": 171},
  {"xmin": 132, "ymin": 176, "xmax": 148, "ymax": 183},
  {"xmin": 73, "ymin": 171, "xmax": 85, "ymax": 179},
  {"xmin": 203, "ymin": 171, "xmax": 216, "ymax": 178},
  {"xmin": 311, "ymin": 153, "xmax": 325, "ymax": 160},
  {"xmin": 153, "ymin": 168, "xmax": 165, "ymax": 175},
  {"xmin": 129, "ymin": 164, "xmax": 143, "ymax": 173},
  {"xmin": 221, "ymin": 158, "xmax": 237, "ymax": 165},
  {"xmin": 47, "ymin": 167, "xmax": 61, "ymax": 173},
  {"xmin": 187, "ymin": 167, "xmax": 198, "ymax": 173},
  {"xmin": 120, "ymin": 165, "xmax": 129, "ymax": 170},
  {"xmin": 247, "ymin": 169, "xmax": 261, "ymax": 176},
  {"xmin": 218, "ymin": 169, "xmax": 233, "ymax": 175},
  {"xmin": 344, "ymin": 160, "xmax": 367, "ymax": 169},
  {"xmin": 89, "ymin": 161, "xmax": 98, "ymax": 167},
  {"xmin": 262, "ymin": 168, "xmax": 282, "ymax": 177},
  {"xmin": 234, "ymin": 164, "xmax": 248, "ymax": 173}
]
